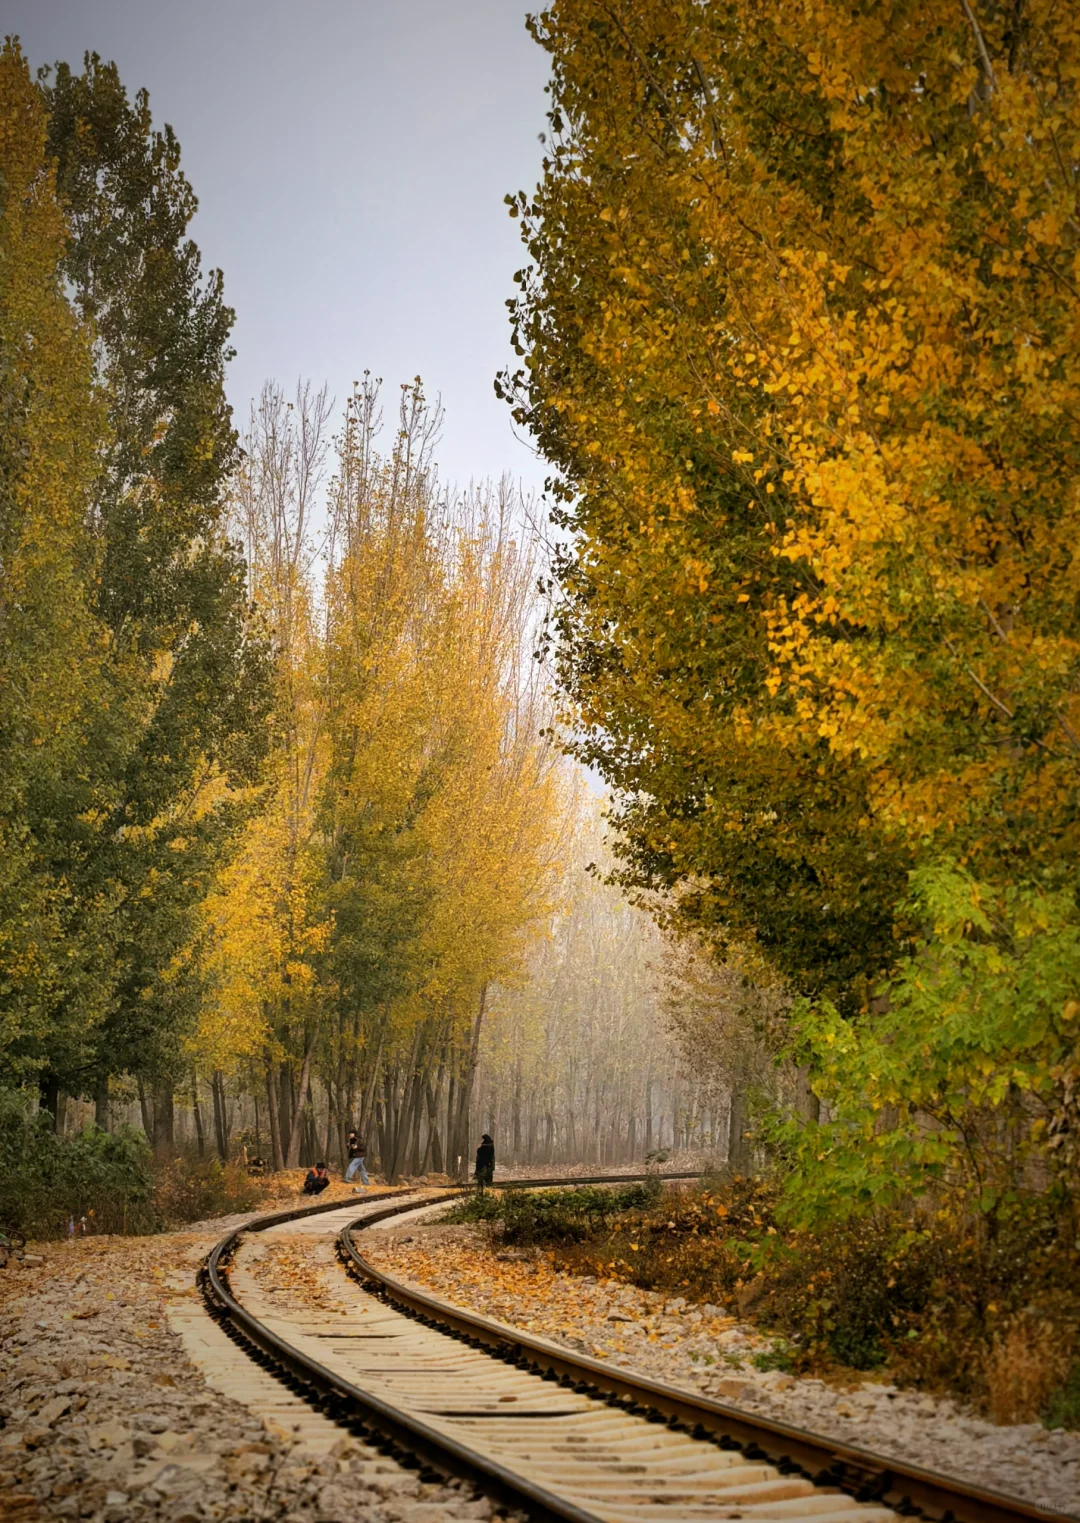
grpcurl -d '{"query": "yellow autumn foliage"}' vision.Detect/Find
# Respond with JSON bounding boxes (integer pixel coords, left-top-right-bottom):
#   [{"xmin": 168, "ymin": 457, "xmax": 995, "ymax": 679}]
[{"xmin": 507, "ymin": 0, "xmax": 1080, "ymax": 1005}]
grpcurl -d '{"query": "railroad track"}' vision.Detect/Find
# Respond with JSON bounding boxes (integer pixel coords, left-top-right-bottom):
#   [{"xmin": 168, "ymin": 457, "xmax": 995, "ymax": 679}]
[{"xmin": 200, "ymin": 1178, "xmax": 1076, "ymax": 1523}]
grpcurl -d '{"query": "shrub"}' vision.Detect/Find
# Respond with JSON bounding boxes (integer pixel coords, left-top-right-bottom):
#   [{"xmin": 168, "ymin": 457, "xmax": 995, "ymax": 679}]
[
  {"xmin": 0, "ymin": 1088, "xmax": 268, "ymax": 1239},
  {"xmin": 153, "ymin": 1157, "xmax": 266, "ymax": 1226},
  {"xmin": 1045, "ymin": 1364, "xmax": 1080, "ymax": 1431},
  {"xmin": 443, "ymin": 1180, "xmax": 662, "ymax": 1243},
  {"xmin": 982, "ymin": 1317, "xmax": 1071, "ymax": 1426},
  {"xmin": 478, "ymin": 1170, "xmax": 1080, "ymax": 1415},
  {"xmin": 0, "ymin": 1088, "xmax": 158, "ymax": 1238}
]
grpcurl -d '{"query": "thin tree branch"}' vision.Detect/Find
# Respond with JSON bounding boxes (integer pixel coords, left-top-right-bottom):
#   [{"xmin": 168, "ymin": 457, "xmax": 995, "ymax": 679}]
[{"xmin": 960, "ymin": 0, "xmax": 998, "ymax": 95}]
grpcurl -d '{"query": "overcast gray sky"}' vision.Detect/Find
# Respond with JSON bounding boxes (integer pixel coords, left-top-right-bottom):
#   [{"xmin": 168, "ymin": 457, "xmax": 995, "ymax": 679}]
[{"xmin": 6, "ymin": 0, "xmax": 550, "ymax": 493}]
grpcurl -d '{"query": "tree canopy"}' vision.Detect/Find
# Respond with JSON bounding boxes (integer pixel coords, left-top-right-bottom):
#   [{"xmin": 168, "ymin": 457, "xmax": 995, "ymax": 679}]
[{"xmin": 506, "ymin": 0, "xmax": 1080, "ymax": 1208}]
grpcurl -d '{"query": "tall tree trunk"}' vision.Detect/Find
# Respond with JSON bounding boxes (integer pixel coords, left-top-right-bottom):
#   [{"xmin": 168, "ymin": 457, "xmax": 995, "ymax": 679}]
[
  {"xmin": 39, "ymin": 1072, "xmax": 62, "ymax": 1132},
  {"xmin": 512, "ymin": 1061, "xmax": 522, "ymax": 1164},
  {"xmin": 727, "ymin": 1087, "xmax": 748, "ymax": 1172},
  {"xmin": 211, "ymin": 1071, "xmax": 230, "ymax": 1160},
  {"xmin": 265, "ymin": 1059, "xmax": 284, "ymax": 1172},
  {"xmin": 388, "ymin": 1029, "xmax": 422, "ymax": 1182},
  {"xmin": 301, "ymin": 1104, "xmax": 319, "ymax": 1167},
  {"xmin": 94, "ymin": 1076, "xmax": 110, "ymax": 1132},
  {"xmin": 285, "ymin": 1040, "xmax": 315, "ymax": 1169},
  {"xmin": 278, "ymin": 1063, "xmax": 293, "ymax": 1163},
  {"xmin": 151, "ymin": 1082, "xmax": 175, "ymax": 1157},
  {"xmin": 795, "ymin": 1065, "xmax": 821, "ymax": 1123},
  {"xmin": 359, "ymin": 1028, "xmax": 385, "ymax": 1143},
  {"xmin": 446, "ymin": 1070, "xmax": 458, "ymax": 1175},
  {"xmin": 425, "ymin": 1076, "xmax": 444, "ymax": 1173},
  {"xmin": 190, "ymin": 1071, "xmax": 206, "ymax": 1159},
  {"xmin": 452, "ymin": 985, "xmax": 487, "ymax": 1167},
  {"xmin": 323, "ymin": 1085, "xmax": 336, "ymax": 1166},
  {"xmin": 375, "ymin": 1097, "xmax": 389, "ymax": 1174},
  {"xmin": 408, "ymin": 1068, "xmax": 426, "ymax": 1175},
  {"xmin": 137, "ymin": 1075, "xmax": 153, "ymax": 1140}
]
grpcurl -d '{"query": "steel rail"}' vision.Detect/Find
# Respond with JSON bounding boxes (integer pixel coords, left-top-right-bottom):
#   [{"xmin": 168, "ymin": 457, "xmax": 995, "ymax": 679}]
[
  {"xmin": 339, "ymin": 1197, "xmax": 1078, "ymax": 1523},
  {"xmin": 199, "ymin": 1179, "xmax": 1078, "ymax": 1523},
  {"xmin": 200, "ymin": 1188, "xmax": 605, "ymax": 1523}
]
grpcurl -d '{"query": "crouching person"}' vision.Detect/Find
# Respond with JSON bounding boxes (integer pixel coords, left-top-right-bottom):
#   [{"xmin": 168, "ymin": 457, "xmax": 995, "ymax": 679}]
[{"xmin": 303, "ymin": 1161, "xmax": 330, "ymax": 1195}]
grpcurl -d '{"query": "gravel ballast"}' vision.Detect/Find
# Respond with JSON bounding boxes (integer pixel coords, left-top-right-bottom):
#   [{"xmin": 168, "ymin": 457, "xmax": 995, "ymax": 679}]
[{"xmin": 0, "ymin": 1225, "xmax": 514, "ymax": 1523}]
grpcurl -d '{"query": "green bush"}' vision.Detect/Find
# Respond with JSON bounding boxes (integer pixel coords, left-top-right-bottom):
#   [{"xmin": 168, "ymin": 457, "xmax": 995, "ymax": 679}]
[
  {"xmin": 486, "ymin": 1172, "xmax": 1080, "ymax": 1409},
  {"xmin": 0, "ymin": 1088, "xmax": 158, "ymax": 1238},
  {"xmin": 1045, "ymin": 1364, "xmax": 1080, "ymax": 1431},
  {"xmin": 0, "ymin": 1088, "xmax": 268, "ymax": 1239},
  {"xmin": 444, "ymin": 1180, "xmax": 662, "ymax": 1243}
]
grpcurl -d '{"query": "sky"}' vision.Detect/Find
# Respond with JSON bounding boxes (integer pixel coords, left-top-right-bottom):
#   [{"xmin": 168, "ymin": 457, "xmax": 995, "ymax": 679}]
[{"xmin": 6, "ymin": 0, "xmax": 552, "ymax": 496}]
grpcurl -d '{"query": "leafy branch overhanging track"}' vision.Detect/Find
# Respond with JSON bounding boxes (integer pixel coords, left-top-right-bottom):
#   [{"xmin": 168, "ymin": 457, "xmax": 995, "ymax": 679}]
[{"xmin": 200, "ymin": 1179, "xmax": 1077, "ymax": 1523}]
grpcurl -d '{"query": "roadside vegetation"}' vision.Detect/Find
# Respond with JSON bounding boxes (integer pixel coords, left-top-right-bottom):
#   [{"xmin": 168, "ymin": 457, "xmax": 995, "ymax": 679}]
[
  {"xmin": 449, "ymin": 1180, "xmax": 1080, "ymax": 1430},
  {"xmin": 0, "ymin": 1091, "xmax": 268, "ymax": 1240},
  {"xmin": 490, "ymin": 0, "xmax": 1080, "ymax": 1432}
]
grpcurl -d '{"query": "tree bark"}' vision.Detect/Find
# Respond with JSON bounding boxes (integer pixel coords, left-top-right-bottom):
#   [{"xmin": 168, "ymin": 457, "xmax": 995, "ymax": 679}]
[
  {"xmin": 94, "ymin": 1076, "xmax": 110, "ymax": 1132},
  {"xmin": 795, "ymin": 1065, "xmax": 820, "ymax": 1123},
  {"xmin": 137, "ymin": 1075, "xmax": 153, "ymax": 1140},
  {"xmin": 265, "ymin": 1059, "xmax": 284, "ymax": 1172},
  {"xmin": 39, "ymin": 1073, "xmax": 63, "ymax": 1133},
  {"xmin": 425, "ymin": 1076, "xmax": 444, "ymax": 1174},
  {"xmin": 285, "ymin": 1040, "xmax": 315, "ymax": 1168},
  {"xmin": 190, "ymin": 1071, "xmax": 206, "ymax": 1158},
  {"xmin": 211, "ymin": 1071, "xmax": 230, "ymax": 1160},
  {"xmin": 727, "ymin": 1087, "xmax": 749, "ymax": 1172},
  {"xmin": 452, "ymin": 985, "xmax": 487, "ymax": 1167},
  {"xmin": 152, "ymin": 1082, "xmax": 175, "ymax": 1157}
]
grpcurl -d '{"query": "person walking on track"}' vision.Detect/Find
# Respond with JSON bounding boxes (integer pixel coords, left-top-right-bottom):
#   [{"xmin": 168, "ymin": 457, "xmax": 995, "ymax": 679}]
[
  {"xmin": 345, "ymin": 1129, "xmax": 370, "ymax": 1190},
  {"xmin": 474, "ymin": 1133, "xmax": 495, "ymax": 1192}
]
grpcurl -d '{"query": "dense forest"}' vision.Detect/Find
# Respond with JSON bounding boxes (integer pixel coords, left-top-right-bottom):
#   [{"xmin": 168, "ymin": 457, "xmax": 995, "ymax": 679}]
[
  {"xmin": 3, "ymin": 0, "xmax": 1080, "ymax": 1242},
  {"xmin": 0, "ymin": 40, "xmax": 723, "ymax": 1193}
]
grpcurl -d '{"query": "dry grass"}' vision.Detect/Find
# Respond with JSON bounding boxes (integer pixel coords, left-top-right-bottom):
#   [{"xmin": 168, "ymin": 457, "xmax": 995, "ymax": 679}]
[{"xmin": 983, "ymin": 1316, "xmax": 1072, "ymax": 1425}]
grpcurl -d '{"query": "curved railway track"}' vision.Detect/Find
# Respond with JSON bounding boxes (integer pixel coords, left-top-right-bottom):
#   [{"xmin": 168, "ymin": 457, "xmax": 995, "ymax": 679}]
[{"xmin": 199, "ymin": 1179, "xmax": 1077, "ymax": 1523}]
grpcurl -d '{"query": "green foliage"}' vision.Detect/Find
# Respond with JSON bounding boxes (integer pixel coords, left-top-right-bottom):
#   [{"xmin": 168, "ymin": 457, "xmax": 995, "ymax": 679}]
[
  {"xmin": 0, "ymin": 1089, "xmax": 157, "ymax": 1239},
  {"xmin": 445, "ymin": 1180, "xmax": 661, "ymax": 1243},
  {"xmin": 550, "ymin": 1177, "xmax": 782, "ymax": 1304},
  {"xmin": 0, "ymin": 42, "xmax": 117, "ymax": 1089},
  {"xmin": 36, "ymin": 54, "xmax": 273, "ymax": 1101},
  {"xmin": 504, "ymin": 0, "xmax": 1080, "ymax": 1102},
  {"xmin": 0, "ymin": 1089, "xmax": 267, "ymax": 1239},
  {"xmin": 750, "ymin": 1341, "xmax": 794, "ymax": 1374},
  {"xmin": 775, "ymin": 866, "xmax": 1080, "ymax": 1226},
  {"xmin": 535, "ymin": 1178, "xmax": 1080, "ymax": 1405},
  {"xmin": 1045, "ymin": 1365, "xmax": 1080, "ymax": 1432},
  {"xmin": 0, "ymin": 43, "xmax": 271, "ymax": 1107}
]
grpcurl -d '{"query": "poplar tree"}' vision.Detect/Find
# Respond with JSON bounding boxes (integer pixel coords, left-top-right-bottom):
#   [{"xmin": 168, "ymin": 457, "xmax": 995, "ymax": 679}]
[
  {"xmin": 0, "ymin": 43, "xmax": 115, "ymax": 1091},
  {"xmin": 506, "ymin": 0, "xmax": 1080, "ymax": 1002},
  {"xmin": 37, "ymin": 57, "xmax": 272, "ymax": 1129},
  {"xmin": 505, "ymin": 0, "xmax": 1080, "ymax": 1200}
]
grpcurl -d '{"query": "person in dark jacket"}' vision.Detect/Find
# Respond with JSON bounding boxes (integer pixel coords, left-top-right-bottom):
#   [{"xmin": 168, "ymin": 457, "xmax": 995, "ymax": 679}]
[
  {"xmin": 345, "ymin": 1129, "xmax": 370, "ymax": 1190},
  {"xmin": 474, "ymin": 1134, "xmax": 495, "ymax": 1192},
  {"xmin": 303, "ymin": 1162, "xmax": 330, "ymax": 1195}
]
